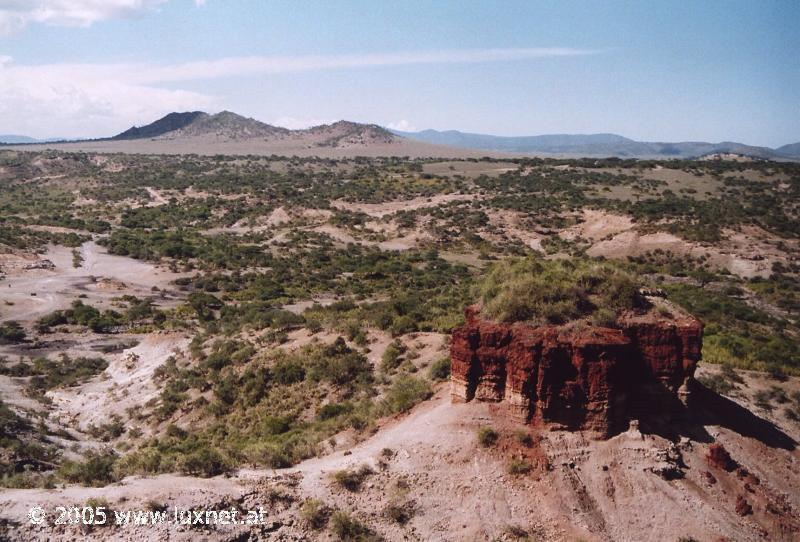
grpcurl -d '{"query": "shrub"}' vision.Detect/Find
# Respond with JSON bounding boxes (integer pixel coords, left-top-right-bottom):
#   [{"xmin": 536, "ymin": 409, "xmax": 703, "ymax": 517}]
[
  {"xmin": 380, "ymin": 340, "xmax": 406, "ymax": 373},
  {"xmin": 390, "ymin": 315, "xmax": 417, "ymax": 336},
  {"xmin": 317, "ymin": 402, "xmax": 353, "ymax": 420},
  {"xmin": 178, "ymin": 448, "xmax": 231, "ymax": 477},
  {"xmin": 0, "ymin": 321, "xmax": 25, "ymax": 344},
  {"xmin": 26, "ymin": 355, "xmax": 108, "ymax": 394},
  {"xmin": 272, "ymin": 358, "xmax": 306, "ymax": 384},
  {"xmin": 514, "ymin": 430, "xmax": 534, "ymax": 447},
  {"xmin": 329, "ymin": 511, "xmax": 381, "ymax": 542},
  {"xmin": 696, "ymin": 373, "xmax": 735, "ymax": 395},
  {"xmin": 300, "ymin": 499, "xmax": 331, "ymax": 530},
  {"xmin": 379, "ymin": 376, "xmax": 432, "ymax": 415},
  {"xmin": 332, "ymin": 465, "xmax": 374, "ymax": 492},
  {"xmin": 507, "ymin": 459, "xmax": 533, "ymax": 475},
  {"xmin": 477, "ymin": 427, "xmax": 499, "ymax": 447},
  {"xmin": 428, "ymin": 357, "xmax": 451, "ymax": 381},
  {"xmin": 58, "ymin": 451, "xmax": 118, "ymax": 487},
  {"xmin": 384, "ymin": 500, "xmax": 416, "ymax": 524}
]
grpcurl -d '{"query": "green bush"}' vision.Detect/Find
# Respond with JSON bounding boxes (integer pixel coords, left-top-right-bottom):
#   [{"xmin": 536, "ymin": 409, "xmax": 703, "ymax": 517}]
[
  {"xmin": 0, "ymin": 321, "xmax": 25, "ymax": 344},
  {"xmin": 380, "ymin": 340, "xmax": 406, "ymax": 373},
  {"xmin": 300, "ymin": 499, "xmax": 331, "ymax": 530},
  {"xmin": 26, "ymin": 355, "xmax": 108, "ymax": 394},
  {"xmin": 58, "ymin": 451, "xmax": 118, "ymax": 487},
  {"xmin": 329, "ymin": 511, "xmax": 381, "ymax": 542},
  {"xmin": 477, "ymin": 427, "xmax": 499, "ymax": 447},
  {"xmin": 332, "ymin": 465, "xmax": 374, "ymax": 492},
  {"xmin": 272, "ymin": 358, "xmax": 306, "ymax": 385},
  {"xmin": 317, "ymin": 402, "xmax": 353, "ymax": 420},
  {"xmin": 507, "ymin": 458, "xmax": 533, "ymax": 475},
  {"xmin": 428, "ymin": 357, "xmax": 451, "ymax": 381},
  {"xmin": 379, "ymin": 376, "xmax": 432, "ymax": 415},
  {"xmin": 178, "ymin": 447, "xmax": 232, "ymax": 477}
]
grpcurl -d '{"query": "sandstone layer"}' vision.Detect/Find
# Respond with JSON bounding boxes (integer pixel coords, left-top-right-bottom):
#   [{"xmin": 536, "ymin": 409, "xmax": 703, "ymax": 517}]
[{"xmin": 450, "ymin": 305, "xmax": 703, "ymax": 437}]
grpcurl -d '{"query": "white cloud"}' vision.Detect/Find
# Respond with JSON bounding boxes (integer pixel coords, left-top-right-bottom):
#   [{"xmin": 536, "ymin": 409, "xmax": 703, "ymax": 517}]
[
  {"xmin": 0, "ymin": 56, "xmax": 214, "ymax": 138},
  {"xmin": 386, "ymin": 120, "xmax": 415, "ymax": 132},
  {"xmin": 0, "ymin": 47, "xmax": 606, "ymax": 138},
  {"xmin": 133, "ymin": 48, "xmax": 604, "ymax": 83},
  {"xmin": 0, "ymin": 0, "xmax": 168, "ymax": 35}
]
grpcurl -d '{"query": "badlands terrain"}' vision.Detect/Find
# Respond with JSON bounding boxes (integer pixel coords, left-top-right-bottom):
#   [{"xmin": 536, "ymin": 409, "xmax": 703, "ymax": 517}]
[{"xmin": 0, "ymin": 142, "xmax": 799, "ymax": 541}]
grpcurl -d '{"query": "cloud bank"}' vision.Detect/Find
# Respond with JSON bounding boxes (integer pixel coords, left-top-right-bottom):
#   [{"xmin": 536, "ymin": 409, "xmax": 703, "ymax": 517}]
[
  {"xmin": 0, "ymin": 0, "xmax": 169, "ymax": 35},
  {"xmin": 0, "ymin": 47, "xmax": 605, "ymax": 138}
]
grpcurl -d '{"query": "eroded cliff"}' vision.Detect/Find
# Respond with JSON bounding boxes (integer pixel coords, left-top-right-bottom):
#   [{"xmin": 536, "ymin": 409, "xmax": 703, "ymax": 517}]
[{"xmin": 451, "ymin": 304, "xmax": 703, "ymax": 437}]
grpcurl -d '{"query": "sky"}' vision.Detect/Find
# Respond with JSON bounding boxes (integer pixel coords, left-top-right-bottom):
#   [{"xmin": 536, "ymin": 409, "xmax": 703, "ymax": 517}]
[{"xmin": 0, "ymin": 0, "xmax": 798, "ymax": 147}]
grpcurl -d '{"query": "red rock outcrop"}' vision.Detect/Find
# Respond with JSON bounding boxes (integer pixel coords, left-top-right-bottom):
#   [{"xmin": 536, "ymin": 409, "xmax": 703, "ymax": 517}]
[{"xmin": 451, "ymin": 305, "xmax": 703, "ymax": 438}]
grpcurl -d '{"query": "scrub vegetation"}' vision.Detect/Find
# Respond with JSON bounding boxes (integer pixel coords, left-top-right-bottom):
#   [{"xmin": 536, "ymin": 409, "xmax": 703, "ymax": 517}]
[{"xmin": 1, "ymin": 149, "xmax": 798, "ymax": 490}]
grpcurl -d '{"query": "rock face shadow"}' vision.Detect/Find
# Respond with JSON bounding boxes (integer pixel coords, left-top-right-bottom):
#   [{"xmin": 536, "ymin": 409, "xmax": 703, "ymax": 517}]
[{"xmin": 687, "ymin": 383, "xmax": 796, "ymax": 450}]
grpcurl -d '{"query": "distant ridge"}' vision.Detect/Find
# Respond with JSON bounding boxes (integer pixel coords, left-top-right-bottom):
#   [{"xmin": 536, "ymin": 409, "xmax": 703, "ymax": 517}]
[
  {"xmin": 6, "ymin": 110, "xmax": 798, "ymax": 160},
  {"xmin": 391, "ymin": 128, "xmax": 800, "ymax": 160},
  {"xmin": 0, "ymin": 135, "xmax": 40, "ymax": 144},
  {"xmin": 157, "ymin": 111, "xmax": 290, "ymax": 140},
  {"xmin": 776, "ymin": 142, "xmax": 800, "ymax": 157},
  {"xmin": 112, "ymin": 111, "xmax": 207, "ymax": 140},
  {"xmin": 108, "ymin": 111, "xmax": 396, "ymax": 147}
]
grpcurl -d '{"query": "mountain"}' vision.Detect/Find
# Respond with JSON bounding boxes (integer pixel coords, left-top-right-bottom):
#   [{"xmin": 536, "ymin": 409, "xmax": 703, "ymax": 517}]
[
  {"xmin": 110, "ymin": 111, "xmax": 394, "ymax": 147},
  {"xmin": 0, "ymin": 135, "xmax": 40, "ymax": 144},
  {"xmin": 13, "ymin": 110, "xmax": 468, "ymax": 158},
  {"xmin": 155, "ymin": 111, "xmax": 291, "ymax": 140},
  {"xmin": 393, "ymin": 130, "xmax": 637, "ymax": 153},
  {"xmin": 12, "ymin": 111, "xmax": 797, "ymax": 160},
  {"xmin": 111, "ymin": 111, "xmax": 208, "ymax": 140},
  {"xmin": 302, "ymin": 120, "xmax": 396, "ymax": 147},
  {"xmin": 776, "ymin": 142, "xmax": 800, "ymax": 157},
  {"xmin": 392, "ymin": 128, "xmax": 793, "ymax": 160}
]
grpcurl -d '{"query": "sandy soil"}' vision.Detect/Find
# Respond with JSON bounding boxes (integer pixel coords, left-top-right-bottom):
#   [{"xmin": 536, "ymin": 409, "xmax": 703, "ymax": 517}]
[
  {"xmin": 585, "ymin": 226, "xmax": 786, "ymax": 279},
  {"xmin": 8, "ymin": 137, "xmax": 505, "ymax": 159},
  {"xmin": 0, "ymin": 242, "xmax": 188, "ymax": 325},
  {"xmin": 48, "ymin": 333, "xmax": 190, "ymax": 435},
  {"xmin": 2, "ymin": 376, "xmax": 797, "ymax": 541},
  {"xmin": 422, "ymin": 161, "xmax": 519, "ymax": 178},
  {"xmin": 484, "ymin": 209, "xmax": 546, "ymax": 251},
  {"xmin": 560, "ymin": 210, "xmax": 635, "ymax": 242},
  {"xmin": 331, "ymin": 194, "xmax": 479, "ymax": 219}
]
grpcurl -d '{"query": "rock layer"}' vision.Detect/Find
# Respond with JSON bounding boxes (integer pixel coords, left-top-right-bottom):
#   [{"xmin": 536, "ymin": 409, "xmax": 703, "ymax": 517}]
[{"xmin": 451, "ymin": 305, "xmax": 703, "ymax": 437}]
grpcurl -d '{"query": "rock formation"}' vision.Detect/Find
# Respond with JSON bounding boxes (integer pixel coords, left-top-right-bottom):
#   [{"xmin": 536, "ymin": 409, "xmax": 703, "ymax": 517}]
[{"xmin": 451, "ymin": 304, "xmax": 703, "ymax": 438}]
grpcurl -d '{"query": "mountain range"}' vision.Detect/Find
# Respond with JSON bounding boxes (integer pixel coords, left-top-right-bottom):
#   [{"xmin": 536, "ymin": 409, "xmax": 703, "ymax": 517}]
[
  {"xmin": 391, "ymin": 128, "xmax": 800, "ymax": 160},
  {"xmin": 0, "ymin": 135, "xmax": 66, "ymax": 144},
  {"xmin": 3, "ymin": 110, "xmax": 798, "ymax": 160},
  {"xmin": 110, "ymin": 110, "xmax": 395, "ymax": 146}
]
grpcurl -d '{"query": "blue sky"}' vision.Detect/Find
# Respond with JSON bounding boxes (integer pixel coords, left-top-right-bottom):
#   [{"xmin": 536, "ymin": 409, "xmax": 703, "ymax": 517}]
[{"xmin": 0, "ymin": 0, "xmax": 798, "ymax": 146}]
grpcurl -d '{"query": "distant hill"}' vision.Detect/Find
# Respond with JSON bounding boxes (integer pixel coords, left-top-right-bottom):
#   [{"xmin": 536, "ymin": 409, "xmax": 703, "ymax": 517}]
[
  {"xmin": 0, "ymin": 135, "xmax": 40, "ymax": 144},
  {"xmin": 112, "ymin": 111, "xmax": 208, "ymax": 140},
  {"xmin": 392, "ymin": 128, "xmax": 796, "ymax": 160},
  {"xmin": 11, "ymin": 111, "xmax": 470, "ymax": 158},
  {"xmin": 303, "ymin": 120, "xmax": 396, "ymax": 147},
  {"xmin": 8, "ymin": 111, "xmax": 797, "ymax": 160},
  {"xmin": 155, "ymin": 111, "xmax": 290, "ymax": 140},
  {"xmin": 109, "ymin": 111, "xmax": 395, "ymax": 148},
  {"xmin": 776, "ymin": 142, "xmax": 800, "ymax": 157}
]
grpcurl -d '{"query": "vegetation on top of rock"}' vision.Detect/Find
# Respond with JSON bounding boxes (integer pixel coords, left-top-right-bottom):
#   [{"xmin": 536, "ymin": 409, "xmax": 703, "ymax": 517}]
[{"xmin": 476, "ymin": 257, "xmax": 645, "ymax": 325}]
